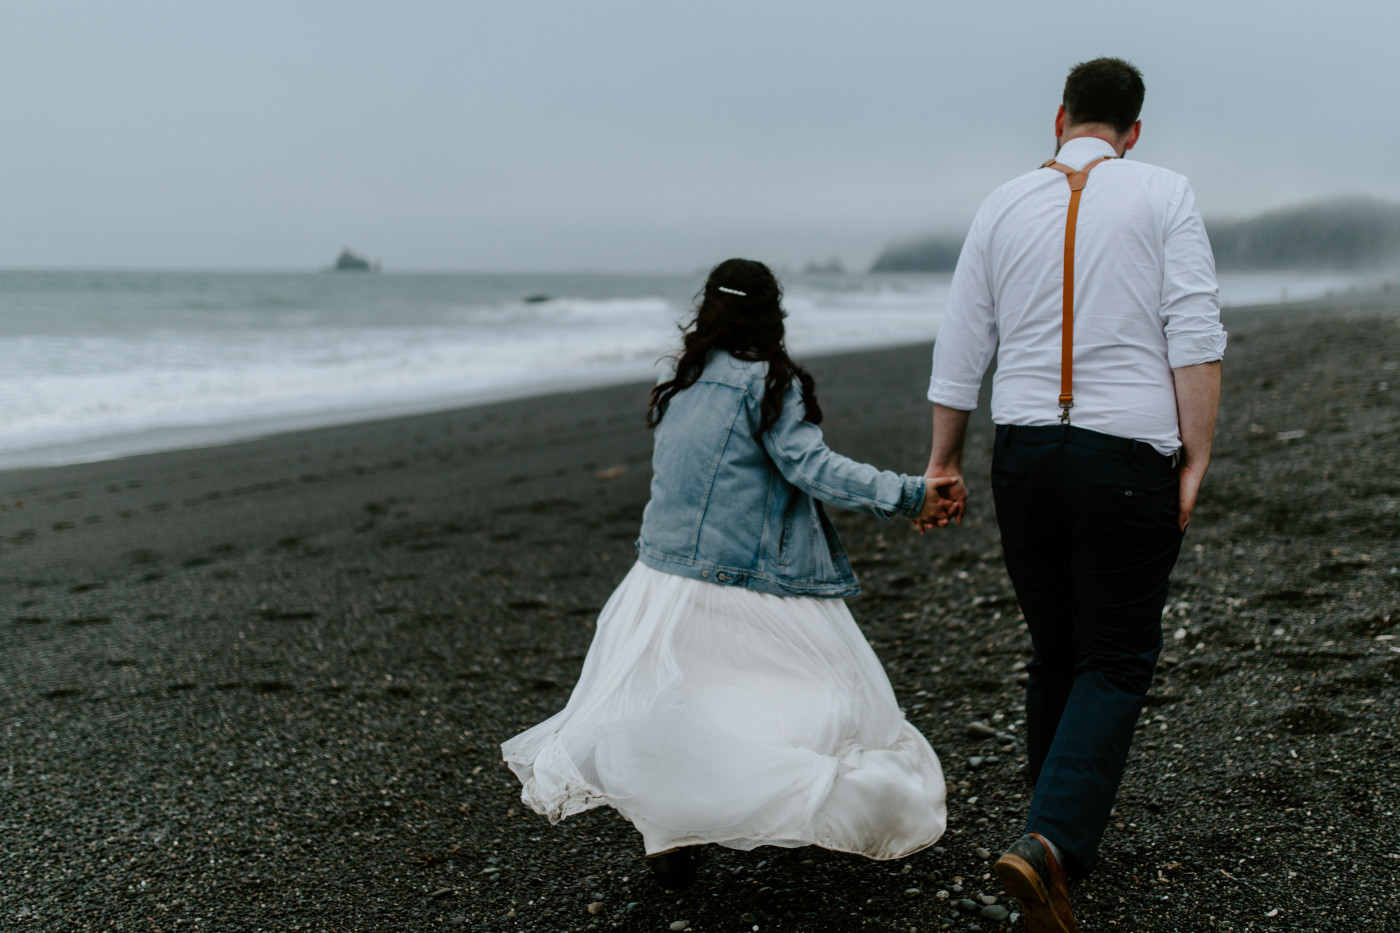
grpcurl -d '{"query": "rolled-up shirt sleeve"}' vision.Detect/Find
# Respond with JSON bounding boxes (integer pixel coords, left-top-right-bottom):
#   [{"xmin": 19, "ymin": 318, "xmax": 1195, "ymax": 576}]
[
  {"xmin": 1160, "ymin": 180, "xmax": 1227, "ymax": 368},
  {"xmin": 929, "ymin": 210, "xmax": 999, "ymax": 409}
]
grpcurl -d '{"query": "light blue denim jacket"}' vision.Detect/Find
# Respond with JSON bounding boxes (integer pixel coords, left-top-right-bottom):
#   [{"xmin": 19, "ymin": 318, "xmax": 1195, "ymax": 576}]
[{"xmin": 636, "ymin": 351, "xmax": 927, "ymax": 598}]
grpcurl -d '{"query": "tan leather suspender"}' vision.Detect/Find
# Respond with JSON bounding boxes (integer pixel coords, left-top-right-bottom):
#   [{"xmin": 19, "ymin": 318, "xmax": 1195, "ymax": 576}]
[{"xmin": 1040, "ymin": 155, "xmax": 1114, "ymax": 424}]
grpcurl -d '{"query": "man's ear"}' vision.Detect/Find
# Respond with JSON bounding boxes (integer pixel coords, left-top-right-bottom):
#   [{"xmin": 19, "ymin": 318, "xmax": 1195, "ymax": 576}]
[
  {"xmin": 1122, "ymin": 120, "xmax": 1142, "ymax": 152},
  {"xmin": 1054, "ymin": 105, "xmax": 1067, "ymax": 141}
]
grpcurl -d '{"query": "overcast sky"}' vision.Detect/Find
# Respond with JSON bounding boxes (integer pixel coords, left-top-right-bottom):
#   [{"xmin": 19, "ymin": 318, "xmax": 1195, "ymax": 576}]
[{"xmin": 3, "ymin": 1, "xmax": 1397, "ymax": 272}]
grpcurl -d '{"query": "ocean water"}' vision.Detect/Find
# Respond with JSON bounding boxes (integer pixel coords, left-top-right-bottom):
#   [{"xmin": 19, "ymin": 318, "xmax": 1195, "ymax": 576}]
[{"xmin": 0, "ymin": 268, "xmax": 1374, "ymax": 470}]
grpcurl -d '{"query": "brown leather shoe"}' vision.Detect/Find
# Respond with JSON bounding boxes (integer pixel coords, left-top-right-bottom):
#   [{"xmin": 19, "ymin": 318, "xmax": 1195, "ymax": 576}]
[{"xmin": 993, "ymin": 833, "xmax": 1078, "ymax": 933}]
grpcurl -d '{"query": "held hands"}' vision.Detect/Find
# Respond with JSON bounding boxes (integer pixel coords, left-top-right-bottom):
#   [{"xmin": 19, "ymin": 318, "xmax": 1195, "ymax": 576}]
[{"xmin": 913, "ymin": 474, "xmax": 966, "ymax": 533}]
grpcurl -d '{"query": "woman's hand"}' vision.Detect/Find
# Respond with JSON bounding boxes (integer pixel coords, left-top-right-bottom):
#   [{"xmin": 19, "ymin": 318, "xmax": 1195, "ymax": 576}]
[{"xmin": 914, "ymin": 475, "xmax": 964, "ymax": 532}]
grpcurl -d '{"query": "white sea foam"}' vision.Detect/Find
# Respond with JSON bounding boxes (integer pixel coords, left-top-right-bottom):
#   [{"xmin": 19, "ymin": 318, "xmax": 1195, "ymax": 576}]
[{"xmin": 0, "ymin": 269, "xmax": 1378, "ymax": 469}]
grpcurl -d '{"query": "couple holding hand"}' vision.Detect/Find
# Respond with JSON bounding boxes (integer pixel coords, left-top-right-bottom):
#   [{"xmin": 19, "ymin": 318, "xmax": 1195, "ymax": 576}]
[{"xmin": 504, "ymin": 57, "xmax": 1224, "ymax": 933}]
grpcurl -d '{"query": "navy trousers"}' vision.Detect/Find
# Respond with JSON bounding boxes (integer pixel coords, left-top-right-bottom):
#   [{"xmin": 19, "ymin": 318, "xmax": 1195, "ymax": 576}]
[{"xmin": 990, "ymin": 424, "xmax": 1184, "ymax": 878}]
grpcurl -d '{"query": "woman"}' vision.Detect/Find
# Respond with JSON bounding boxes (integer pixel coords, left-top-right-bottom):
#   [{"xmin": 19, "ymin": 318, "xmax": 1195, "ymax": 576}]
[{"xmin": 502, "ymin": 258, "xmax": 948, "ymax": 888}]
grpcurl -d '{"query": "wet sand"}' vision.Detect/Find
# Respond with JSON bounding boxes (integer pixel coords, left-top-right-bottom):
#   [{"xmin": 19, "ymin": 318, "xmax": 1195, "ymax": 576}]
[{"xmin": 3, "ymin": 293, "xmax": 1397, "ymax": 931}]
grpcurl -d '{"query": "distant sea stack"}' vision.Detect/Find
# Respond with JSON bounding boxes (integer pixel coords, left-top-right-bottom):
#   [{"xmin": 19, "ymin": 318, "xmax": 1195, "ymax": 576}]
[
  {"xmin": 869, "ymin": 198, "xmax": 1400, "ymax": 273},
  {"xmin": 328, "ymin": 249, "xmax": 380, "ymax": 273},
  {"xmin": 869, "ymin": 235, "xmax": 964, "ymax": 273}
]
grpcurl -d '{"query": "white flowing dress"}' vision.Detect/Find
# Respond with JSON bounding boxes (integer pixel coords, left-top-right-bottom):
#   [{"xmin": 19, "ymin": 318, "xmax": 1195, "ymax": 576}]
[{"xmin": 501, "ymin": 561, "xmax": 946, "ymax": 859}]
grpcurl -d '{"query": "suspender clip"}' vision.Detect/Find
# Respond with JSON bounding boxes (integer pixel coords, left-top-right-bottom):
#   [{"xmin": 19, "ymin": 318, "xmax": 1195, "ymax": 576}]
[{"xmin": 1058, "ymin": 395, "xmax": 1073, "ymax": 424}]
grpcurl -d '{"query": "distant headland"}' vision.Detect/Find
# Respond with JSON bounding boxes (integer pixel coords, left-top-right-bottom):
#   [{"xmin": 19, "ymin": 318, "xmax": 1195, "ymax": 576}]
[
  {"xmin": 870, "ymin": 198, "xmax": 1400, "ymax": 273},
  {"xmin": 326, "ymin": 249, "xmax": 380, "ymax": 273}
]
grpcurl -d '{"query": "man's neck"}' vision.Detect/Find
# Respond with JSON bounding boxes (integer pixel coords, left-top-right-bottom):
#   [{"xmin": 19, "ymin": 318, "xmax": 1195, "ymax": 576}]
[{"xmin": 1055, "ymin": 121, "xmax": 1138, "ymax": 158}]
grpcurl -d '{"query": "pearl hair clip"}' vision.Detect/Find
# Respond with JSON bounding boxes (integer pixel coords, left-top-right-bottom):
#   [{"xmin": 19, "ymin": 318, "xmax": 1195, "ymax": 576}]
[{"xmin": 717, "ymin": 286, "xmax": 747, "ymax": 296}]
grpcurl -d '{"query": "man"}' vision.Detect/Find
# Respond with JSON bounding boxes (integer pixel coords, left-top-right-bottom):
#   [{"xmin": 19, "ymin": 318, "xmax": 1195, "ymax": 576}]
[{"xmin": 923, "ymin": 58, "xmax": 1224, "ymax": 932}]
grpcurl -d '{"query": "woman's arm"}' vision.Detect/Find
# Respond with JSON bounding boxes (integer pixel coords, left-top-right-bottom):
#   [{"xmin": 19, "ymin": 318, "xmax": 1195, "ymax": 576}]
[{"xmin": 760, "ymin": 380, "xmax": 927, "ymax": 519}]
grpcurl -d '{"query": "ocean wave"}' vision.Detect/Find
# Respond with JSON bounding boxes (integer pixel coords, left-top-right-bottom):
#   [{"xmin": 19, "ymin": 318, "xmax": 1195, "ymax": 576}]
[{"xmin": 0, "ymin": 269, "xmax": 1375, "ymax": 468}]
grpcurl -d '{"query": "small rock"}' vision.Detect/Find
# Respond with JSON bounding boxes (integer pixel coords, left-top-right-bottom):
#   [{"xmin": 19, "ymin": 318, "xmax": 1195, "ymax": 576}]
[
  {"xmin": 980, "ymin": 894, "xmax": 998, "ymax": 905},
  {"xmin": 670, "ymin": 922, "xmax": 690, "ymax": 932},
  {"xmin": 905, "ymin": 887, "xmax": 922, "ymax": 897},
  {"xmin": 967, "ymin": 721, "xmax": 998, "ymax": 739},
  {"xmin": 981, "ymin": 905, "xmax": 1010, "ymax": 921},
  {"xmin": 587, "ymin": 901, "xmax": 604, "ymax": 915},
  {"xmin": 974, "ymin": 847, "xmax": 992, "ymax": 860},
  {"xmin": 741, "ymin": 914, "xmax": 758, "ymax": 924},
  {"xmin": 956, "ymin": 898, "xmax": 981, "ymax": 914},
  {"xmin": 429, "ymin": 887, "xmax": 453, "ymax": 900},
  {"xmin": 935, "ymin": 889, "xmax": 950, "ymax": 899},
  {"xmin": 1016, "ymin": 673, "xmax": 1030, "ymax": 685},
  {"xmin": 967, "ymin": 756, "xmax": 985, "ymax": 769}
]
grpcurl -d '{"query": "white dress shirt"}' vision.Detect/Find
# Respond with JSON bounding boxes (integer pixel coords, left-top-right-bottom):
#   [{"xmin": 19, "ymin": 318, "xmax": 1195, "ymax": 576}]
[{"xmin": 929, "ymin": 136, "xmax": 1226, "ymax": 454}]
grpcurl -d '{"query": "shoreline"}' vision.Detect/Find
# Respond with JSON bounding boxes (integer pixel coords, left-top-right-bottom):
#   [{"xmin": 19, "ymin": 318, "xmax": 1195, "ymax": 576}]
[
  {"xmin": 3, "ymin": 295, "xmax": 1397, "ymax": 931},
  {"xmin": 5, "ymin": 285, "xmax": 1396, "ymax": 477}
]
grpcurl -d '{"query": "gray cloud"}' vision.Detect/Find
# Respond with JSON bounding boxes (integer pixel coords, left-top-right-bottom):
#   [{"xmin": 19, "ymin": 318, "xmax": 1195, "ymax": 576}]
[{"xmin": 3, "ymin": 0, "xmax": 1396, "ymax": 271}]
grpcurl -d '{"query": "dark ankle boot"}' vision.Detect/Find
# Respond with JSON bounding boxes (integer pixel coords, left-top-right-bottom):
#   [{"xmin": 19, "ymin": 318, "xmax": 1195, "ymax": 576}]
[{"xmin": 647, "ymin": 848, "xmax": 697, "ymax": 890}]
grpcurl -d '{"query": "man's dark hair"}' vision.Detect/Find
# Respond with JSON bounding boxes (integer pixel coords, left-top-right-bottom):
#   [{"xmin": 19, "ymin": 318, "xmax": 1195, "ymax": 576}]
[{"xmin": 1062, "ymin": 57, "xmax": 1145, "ymax": 134}]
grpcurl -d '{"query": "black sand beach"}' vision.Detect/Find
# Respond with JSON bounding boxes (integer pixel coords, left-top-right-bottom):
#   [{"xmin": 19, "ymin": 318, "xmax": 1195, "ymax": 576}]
[{"xmin": 3, "ymin": 296, "xmax": 1397, "ymax": 932}]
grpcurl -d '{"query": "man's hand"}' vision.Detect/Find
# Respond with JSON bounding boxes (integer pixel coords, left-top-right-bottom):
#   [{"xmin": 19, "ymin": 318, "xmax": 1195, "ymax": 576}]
[
  {"xmin": 1172, "ymin": 360, "xmax": 1221, "ymax": 531},
  {"xmin": 1177, "ymin": 462, "xmax": 1205, "ymax": 530},
  {"xmin": 914, "ymin": 473, "xmax": 966, "ymax": 532},
  {"xmin": 917, "ymin": 403, "xmax": 972, "ymax": 533}
]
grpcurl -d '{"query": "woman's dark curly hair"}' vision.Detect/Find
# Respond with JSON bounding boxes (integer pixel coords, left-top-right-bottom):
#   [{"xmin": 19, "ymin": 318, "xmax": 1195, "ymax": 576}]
[{"xmin": 647, "ymin": 258, "xmax": 822, "ymax": 436}]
